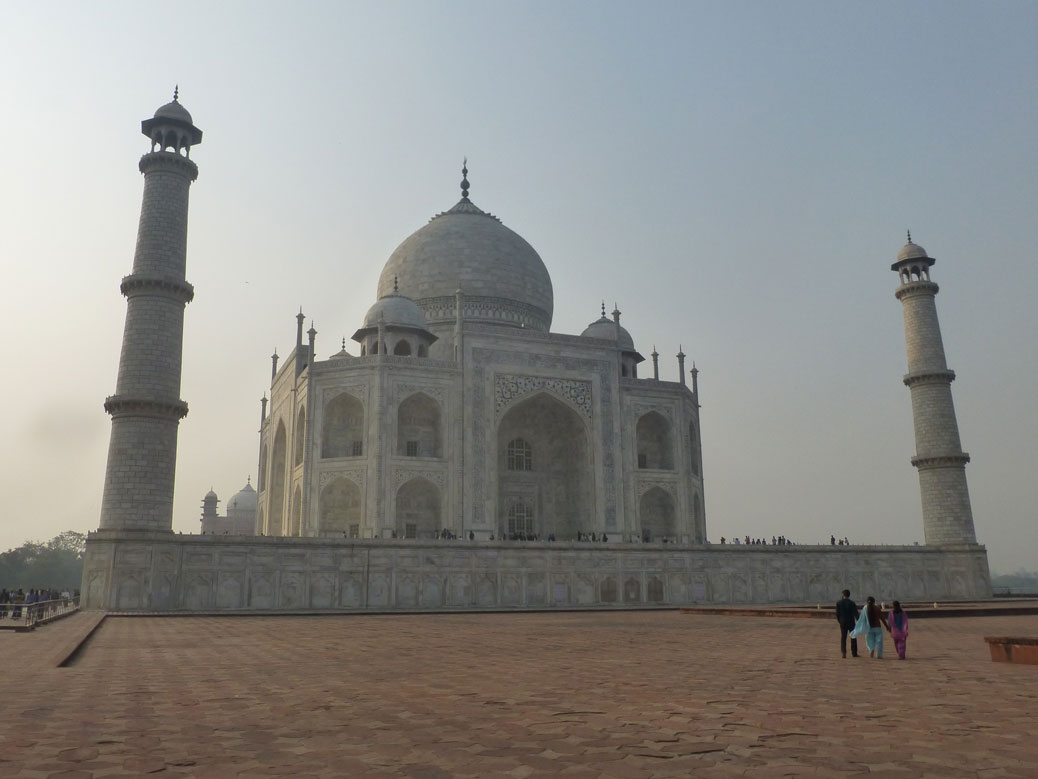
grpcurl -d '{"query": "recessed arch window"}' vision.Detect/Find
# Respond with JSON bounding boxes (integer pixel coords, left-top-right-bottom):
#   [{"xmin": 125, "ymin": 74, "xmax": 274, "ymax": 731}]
[{"xmin": 506, "ymin": 438, "xmax": 532, "ymax": 471}]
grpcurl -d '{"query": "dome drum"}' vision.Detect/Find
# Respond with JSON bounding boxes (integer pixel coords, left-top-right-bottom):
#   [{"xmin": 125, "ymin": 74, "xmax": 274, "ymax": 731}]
[{"xmin": 418, "ymin": 294, "xmax": 551, "ymax": 331}]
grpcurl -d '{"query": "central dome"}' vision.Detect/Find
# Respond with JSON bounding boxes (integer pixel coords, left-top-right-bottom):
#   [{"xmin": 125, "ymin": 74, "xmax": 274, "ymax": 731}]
[{"xmin": 377, "ymin": 173, "xmax": 553, "ymax": 332}]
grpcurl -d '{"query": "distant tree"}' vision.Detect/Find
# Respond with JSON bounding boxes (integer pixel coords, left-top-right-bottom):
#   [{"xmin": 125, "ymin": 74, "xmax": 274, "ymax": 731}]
[{"xmin": 0, "ymin": 531, "xmax": 85, "ymax": 591}]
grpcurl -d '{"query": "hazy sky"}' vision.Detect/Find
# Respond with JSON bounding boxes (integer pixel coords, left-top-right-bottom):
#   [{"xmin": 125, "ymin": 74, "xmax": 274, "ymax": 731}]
[{"xmin": 2, "ymin": 1, "xmax": 1035, "ymax": 573}]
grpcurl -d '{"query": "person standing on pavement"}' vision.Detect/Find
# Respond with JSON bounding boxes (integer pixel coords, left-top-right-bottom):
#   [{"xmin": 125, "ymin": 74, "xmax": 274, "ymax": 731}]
[
  {"xmin": 835, "ymin": 589, "xmax": 860, "ymax": 658},
  {"xmin": 888, "ymin": 600, "xmax": 909, "ymax": 659},
  {"xmin": 864, "ymin": 596, "xmax": 889, "ymax": 658}
]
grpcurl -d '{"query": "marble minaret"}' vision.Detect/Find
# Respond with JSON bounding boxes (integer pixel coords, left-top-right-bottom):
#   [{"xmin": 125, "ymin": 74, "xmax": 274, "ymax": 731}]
[
  {"xmin": 892, "ymin": 233, "xmax": 976, "ymax": 545},
  {"xmin": 98, "ymin": 90, "xmax": 202, "ymax": 532}
]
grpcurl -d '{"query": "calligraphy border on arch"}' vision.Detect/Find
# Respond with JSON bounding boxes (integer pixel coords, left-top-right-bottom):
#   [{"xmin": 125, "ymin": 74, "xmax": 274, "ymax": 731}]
[
  {"xmin": 637, "ymin": 477, "xmax": 678, "ymax": 499},
  {"xmin": 494, "ymin": 374, "xmax": 592, "ymax": 420},
  {"xmin": 392, "ymin": 467, "xmax": 447, "ymax": 490},
  {"xmin": 396, "ymin": 383, "xmax": 446, "ymax": 406},
  {"xmin": 318, "ymin": 468, "xmax": 366, "ymax": 489}
]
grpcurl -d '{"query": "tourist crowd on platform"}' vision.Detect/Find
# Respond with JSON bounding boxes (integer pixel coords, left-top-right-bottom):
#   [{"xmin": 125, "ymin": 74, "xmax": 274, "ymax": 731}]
[
  {"xmin": 717, "ymin": 535, "xmax": 799, "ymax": 546},
  {"xmin": 0, "ymin": 588, "xmax": 79, "ymax": 621},
  {"xmin": 715, "ymin": 534, "xmax": 854, "ymax": 546}
]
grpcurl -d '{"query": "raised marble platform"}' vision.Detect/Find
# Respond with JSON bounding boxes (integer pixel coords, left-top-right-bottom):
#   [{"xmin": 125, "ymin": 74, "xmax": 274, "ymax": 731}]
[{"xmin": 80, "ymin": 531, "xmax": 991, "ymax": 612}]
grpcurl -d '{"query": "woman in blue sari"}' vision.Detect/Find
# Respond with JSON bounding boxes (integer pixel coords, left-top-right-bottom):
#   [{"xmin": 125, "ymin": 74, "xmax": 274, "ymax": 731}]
[{"xmin": 851, "ymin": 596, "xmax": 889, "ymax": 658}]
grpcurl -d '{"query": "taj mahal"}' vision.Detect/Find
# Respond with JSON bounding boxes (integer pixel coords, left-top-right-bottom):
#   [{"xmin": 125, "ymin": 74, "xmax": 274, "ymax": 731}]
[
  {"xmin": 256, "ymin": 160, "xmax": 704, "ymax": 546},
  {"xmin": 81, "ymin": 93, "xmax": 991, "ymax": 611}
]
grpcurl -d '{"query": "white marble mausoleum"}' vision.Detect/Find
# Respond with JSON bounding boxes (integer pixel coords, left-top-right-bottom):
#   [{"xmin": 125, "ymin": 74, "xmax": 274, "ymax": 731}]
[{"xmin": 257, "ymin": 162, "xmax": 705, "ymax": 546}]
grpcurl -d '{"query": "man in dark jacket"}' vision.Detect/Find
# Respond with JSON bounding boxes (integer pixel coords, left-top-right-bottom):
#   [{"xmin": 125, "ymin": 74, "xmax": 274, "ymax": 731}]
[{"xmin": 835, "ymin": 589, "xmax": 859, "ymax": 658}]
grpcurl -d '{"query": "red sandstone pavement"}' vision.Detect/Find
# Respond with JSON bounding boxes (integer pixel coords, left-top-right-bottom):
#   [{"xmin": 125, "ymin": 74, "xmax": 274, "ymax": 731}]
[{"xmin": 1, "ymin": 610, "xmax": 1037, "ymax": 778}]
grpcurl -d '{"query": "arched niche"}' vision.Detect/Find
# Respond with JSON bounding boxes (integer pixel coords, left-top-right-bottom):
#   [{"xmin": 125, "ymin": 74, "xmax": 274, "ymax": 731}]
[
  {"xmin": 320, "ymin": 477, "xmax": 361, "ymax": 535},
  {"xmin": 396, "ymin": 477, "xmax": 441, "ymax": 539},
  {"xmin": 268, "ymin": 421, "xmax": 287, "ymax": 535},
  {"xmin": 637, "ymin": 411, "xmax": 674, "ymax": 470},
  {"xmin": 322, "ymin": 393, "xmax": 364, "ymax": 458},
  {"xmin": 290, "ymin": 485, "xmax": 302, "ymax": 536},
  {"xmin": 393, "ymin": 339, "xmax": 412, "ymax": 356},
  {"xmin": 688, "ymin": 421, "xmax": 699, "ymax": 476},
  {"xmin": 294, "ymin": 407, "xmax": 306, "ymax": 467},
  {"xmin": 497, "ymin": 392, "xmax": 591, "ymax": 540},
  {"xmin": 397, "ymin": 392, "xmax": 442, "ymax": 458},
  {"xmin": 258, "ymin": 444, "xmax": 268, "ymax": 491},
  {"xmin": 639, "ymin": 486, "xmax": 676, "ymax": 541}
]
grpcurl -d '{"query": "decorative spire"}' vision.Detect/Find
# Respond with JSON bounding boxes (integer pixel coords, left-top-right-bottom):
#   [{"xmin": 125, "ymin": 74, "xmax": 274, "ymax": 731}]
[
  {"xmin": 342, "ymin": 337, "xmax": 347, "ymax": 350},
  {"xmin": 460, "ymin": 158, "xmax": 470, "ymax": 200},
  {"xmin": 393, "ymin": 275, "xmax": 399, "ymax": 293},
  {"xmin": 247, "ymin": 475, "xmax": 251, "ymax": 485},
  {"xmin": 601, "ymin": 300, "xmax": 606, "ymax": 318},
  {"xmin": 907, "ymin": 229, "xmax": 912, "ymax": 243},
  {"xmin": 173, "ymin": 84, "xmax": 179, "ymax": 102}
]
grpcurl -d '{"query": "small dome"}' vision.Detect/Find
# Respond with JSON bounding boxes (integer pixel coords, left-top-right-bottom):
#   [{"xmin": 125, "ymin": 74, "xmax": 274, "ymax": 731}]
[
  {"xmin": 897, "ymin": 241, "xmax": 930, "ymax": 262},
  {"xmin": 227, "ymin": 481, "xmax": 257, "ymax": 511},
  {"xmin": 581, "ymin": 315, "xmax": 635, "ymax": 350},
  {"xmin": 364, "ymin": 292, "xmax": 428, "ymax": 330},
  {"xmin": 204, "ymin": 488, "xmax": 218, "ymax": 499},
  {"xmin": 154, "ymin": 99, "xmax": 193, "ymax": 126}
]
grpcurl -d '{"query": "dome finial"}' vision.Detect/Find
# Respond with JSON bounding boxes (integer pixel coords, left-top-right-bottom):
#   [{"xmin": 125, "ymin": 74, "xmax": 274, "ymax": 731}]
[
  {"xmin": 393, "ymin": 275, "xmax": 399, "ymax": 293},
  {"xmin": 173, "ymin": 84, "xmax": 179, "ymax": 102},
  {"xmin": 907, "ymin": 228, "xmax": 912, "ymax": 243},
  {"xmin": 600, "ymin": 300, "xmax": 606, "ymax": 318},
  {"xmin": 461, "ymin": 157, "xmax": 470, "ymax": 200}
]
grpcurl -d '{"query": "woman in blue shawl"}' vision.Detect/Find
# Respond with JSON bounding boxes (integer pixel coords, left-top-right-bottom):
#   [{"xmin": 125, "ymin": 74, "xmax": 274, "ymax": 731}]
[{"xmin": 850, "ymin": 596, "xmax": 889, "ymax": 658}]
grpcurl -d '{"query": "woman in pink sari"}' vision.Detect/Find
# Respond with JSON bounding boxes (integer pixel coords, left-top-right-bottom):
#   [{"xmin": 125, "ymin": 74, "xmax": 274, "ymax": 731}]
[{"xmin": 888, "ymin": 600, "xmax": 909, "ymax": 659}]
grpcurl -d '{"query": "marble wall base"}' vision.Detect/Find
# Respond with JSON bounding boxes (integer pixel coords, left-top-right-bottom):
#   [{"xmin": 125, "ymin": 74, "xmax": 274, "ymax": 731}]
[{"xmin": 81, "ymin": 531, "xmax": 992, "ymax": 612}]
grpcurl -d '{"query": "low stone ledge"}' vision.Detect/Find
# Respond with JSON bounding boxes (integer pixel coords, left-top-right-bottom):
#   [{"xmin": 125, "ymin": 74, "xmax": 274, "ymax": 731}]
[{"xmin": 985, "ymin": 636, "xmax": 1038, "ymax": 665}]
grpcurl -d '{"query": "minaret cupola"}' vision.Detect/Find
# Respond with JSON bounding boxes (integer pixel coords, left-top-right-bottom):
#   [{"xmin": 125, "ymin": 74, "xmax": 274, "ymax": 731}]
[
  {"xmin": 891, "ymin": 230, "xmax": 934, "ymax": 285},
  {"xmin": 141, "ymin": 86, "xmax": 203, "ymax": 156}
]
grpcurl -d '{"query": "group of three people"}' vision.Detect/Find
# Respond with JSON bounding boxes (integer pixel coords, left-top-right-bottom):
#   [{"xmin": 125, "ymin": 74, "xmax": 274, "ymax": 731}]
[{"xmin": 836, "ymin": 589, "xmax": 909, "ymax": 659}]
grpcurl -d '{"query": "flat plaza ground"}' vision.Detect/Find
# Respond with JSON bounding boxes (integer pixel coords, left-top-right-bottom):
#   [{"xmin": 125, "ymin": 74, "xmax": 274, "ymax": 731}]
[{"xmin": 1, "ymin": 611, "xmax": 1037, "ymax": 778}]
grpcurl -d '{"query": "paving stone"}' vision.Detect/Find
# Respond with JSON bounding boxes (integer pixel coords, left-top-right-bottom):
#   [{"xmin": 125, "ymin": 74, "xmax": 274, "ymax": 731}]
[{"xmin": 2, "ymin": 611, "xmax": 1038, "ymax": 777}]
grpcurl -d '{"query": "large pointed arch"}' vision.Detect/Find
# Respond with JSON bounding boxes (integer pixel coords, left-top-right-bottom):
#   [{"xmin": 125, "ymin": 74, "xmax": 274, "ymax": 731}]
[
  {"xmin": 258, "ymin": 443, "xmax": 268, "ymax": 491},
  {"xmin": 497, "ymin": 391, "xmax": 591, "ymax": 540},
  {"xmin": 268, "ymin": 421, "xmax": 287, "ymax": 535},
  {"xmin": 396, "ymin": 477, "xmax": 441, "ymax": 539},
  {"xmin": 639, "ymin": 486, "xmax": 676, "ymax": 541},
  {"xmin": 397, "ymin": 392, "xmax": 442, "ymax": 458},
  {"xmin": 637, "ymin": 411, "xmax": 674, "ymax": 470},
  {"xmin": 688, "ymin": 421, "xmax": 700, "ymax": 476},
  {"xmin": 294, "ymin": 406, "xmax": 306, "ymax": 466},
  {"xmin": 290, "ymin": 485, "xmax": 302, "ymax": 536},
  {"xmin": 319, "ymin": 477, "xmax": 361, "ymax": 536},
  {"xmin": 322, "ymin": 392, "xmax": 364, "ymax": 459}
]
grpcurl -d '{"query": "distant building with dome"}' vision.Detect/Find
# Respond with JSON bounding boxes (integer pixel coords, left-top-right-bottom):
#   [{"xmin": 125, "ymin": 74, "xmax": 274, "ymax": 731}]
[
  {"xmin": 200, "ymin": 480, "xmax": 258, "ymax": 535},
  {"xmin": 256, "ymin": 163, "xmax": 706, "ymax": 543}
]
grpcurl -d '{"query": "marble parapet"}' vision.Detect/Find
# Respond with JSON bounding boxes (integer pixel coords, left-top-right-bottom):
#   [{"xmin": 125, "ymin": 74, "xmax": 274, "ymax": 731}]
[{"xmin": 81, "ymin": 532, "xmax": 992, "ymax": 612}]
